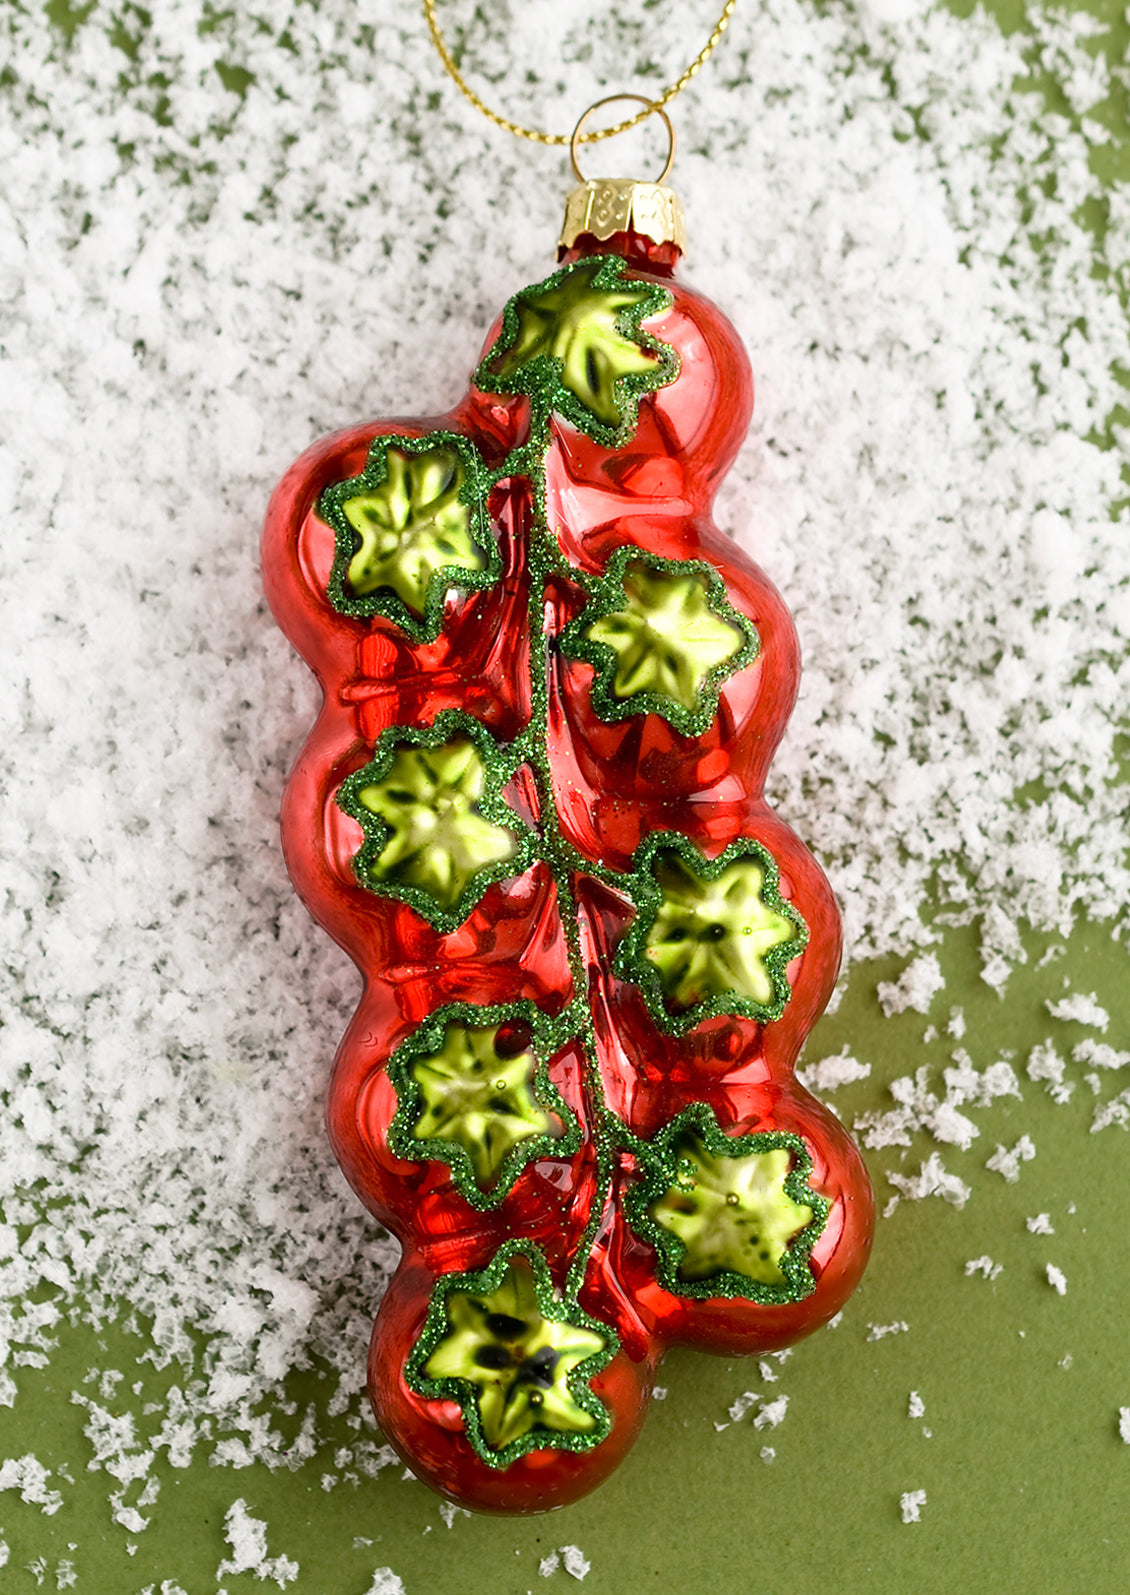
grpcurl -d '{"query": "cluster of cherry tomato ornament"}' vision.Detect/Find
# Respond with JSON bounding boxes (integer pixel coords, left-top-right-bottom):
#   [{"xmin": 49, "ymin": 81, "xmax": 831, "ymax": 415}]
[{"xmin": 263, "ymin": 197, "xmax": 873, "ymax": 1514}]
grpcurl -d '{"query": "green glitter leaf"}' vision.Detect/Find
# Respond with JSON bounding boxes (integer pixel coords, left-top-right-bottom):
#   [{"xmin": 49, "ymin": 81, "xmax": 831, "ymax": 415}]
[
  {"xmin": 406, "ymin": 1244, "xmax": 616, "ymax": 1467},
  {"xmin": 617, "ymin": 832, "xmax": 808, "ymax": 1035},
  {"xmin": 475, "ymin": 255, "xmax": 678, "ymax": 447},
  {"xmin": 623, "ymin": 1104, "xmax": 829, "ymax": 1303},
  {"xmin": 559, "ymin": 549, "xmax": 759, "ymax": 735},
  {"xmin": 335, "ymin": 713, "xmax": 538, "ymax": 931},
  {"xmin": 387, "ymin": 1001, "xmax": 581, "ymax": 1206},
  {"xmin": 319, "ymin": 431, "xmax": 499, "ymax": 642}
]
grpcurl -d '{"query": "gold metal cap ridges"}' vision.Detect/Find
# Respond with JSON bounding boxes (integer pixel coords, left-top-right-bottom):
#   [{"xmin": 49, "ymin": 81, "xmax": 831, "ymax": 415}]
[{"xmin": 559, "ymin": 179, "xmax": 687, "ymax": 253}]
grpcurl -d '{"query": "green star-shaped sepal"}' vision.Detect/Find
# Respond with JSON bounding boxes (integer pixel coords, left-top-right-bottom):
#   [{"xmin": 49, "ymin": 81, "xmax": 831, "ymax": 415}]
[
  {"xmin": 406, "ymin": 1244, "xmax": 617, "ymax": 1468},
  {"xmin": 319, "ymin": 431, "xmax": 499, "ymax": 642},
  {"xmin": 475, "ymin": 255, "xmax": 678, "ymax": 448},
  {"xmin": 335, "ymin": 712, "xmax": 538, "ymax": 932},
  {"xmin": 559, "ymin": 548, "xmax": 759, "ymax": 736},
  {"xmin": 622, "ymin": 1104, "xmax": 829, "ymax": 1303},
  {"xmin": 616, "ymin": 832, "xmax": 809, "ymax": 1036},
  {"xmin": 387, "ymin": 1002, "xmax": 582, "ymax": 1208}
]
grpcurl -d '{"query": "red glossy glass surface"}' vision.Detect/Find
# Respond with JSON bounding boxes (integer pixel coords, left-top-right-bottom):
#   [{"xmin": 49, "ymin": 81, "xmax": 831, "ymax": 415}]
[{"xmin": 262, "ymin": 230, "xmax": 873, "ymax": 1514}]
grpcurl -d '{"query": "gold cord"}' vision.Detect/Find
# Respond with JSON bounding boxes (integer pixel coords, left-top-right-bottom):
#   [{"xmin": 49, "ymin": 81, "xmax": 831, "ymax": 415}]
[{"xmin": 421, "ymin": 0, "xmax": 737, "ymax": 146}]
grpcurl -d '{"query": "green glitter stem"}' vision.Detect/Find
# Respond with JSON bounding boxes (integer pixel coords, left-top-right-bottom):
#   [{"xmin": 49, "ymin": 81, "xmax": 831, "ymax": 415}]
[{"xmin": 517, "ymin": 514, "xmax": 618, "ymax": 1305}]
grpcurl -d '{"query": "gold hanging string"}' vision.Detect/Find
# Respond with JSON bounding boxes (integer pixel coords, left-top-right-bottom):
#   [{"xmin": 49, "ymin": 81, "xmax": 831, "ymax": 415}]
[{"xmin": 421, "ymin": 0, "xmax": 738, "ymax": 146}]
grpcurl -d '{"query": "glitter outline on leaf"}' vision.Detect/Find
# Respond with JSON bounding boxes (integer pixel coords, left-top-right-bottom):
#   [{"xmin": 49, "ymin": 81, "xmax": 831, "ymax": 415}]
[
  {"xmin": 319, "ymin": 430, "xmax": 499, "ymax": 642},
  {"xmin": 559, "ymin": 547, "xmax": 759, "ymax": 736},
  {"xmin": 616, "ymin": 831, "xmax": 808, "ymax": 1036},
  {"xmin": 386, "ymin": 1000, "xmax": 583, "ymax": 1209},
  {"xmin": 335, "ymin": 711, "xmax": 539, "ymax": 933},
  {"xmin": 406, "ymin": 1242, "xmax": 617, "ymax": 1468},
  {"xmin": 622, "ymin": 1103, "xmax": 829, "ymax": 1303},
  {"xmin": 475, "ymin": 255, "xmax": 679, "ymax": 448}
]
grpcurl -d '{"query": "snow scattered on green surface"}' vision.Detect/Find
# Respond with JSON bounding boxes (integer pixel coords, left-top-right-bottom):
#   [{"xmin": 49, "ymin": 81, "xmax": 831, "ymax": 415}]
[
  {"xmin": 986, "ymin": 1135, "xmax": 1038, "ymax": 1181},
  {"xmin": 899, "ymin": 1490, "xmax": 927, "ymax": 1524},
  {"xmin": 363, "ymin": 1570, "xmax": 407, "ymax": 1595},
  {"xmin": 0, "ymin": 1458, "xmax": 64, "ymax": 1517},
  {"xmin": 964, "ymin": 1257, "xmax": 1004, "ymax": 1281},
  {"xmin": 796, "ymin": 1049, "xmax": 872, "ymax": 1094},
  {"xmin": 1046, "ymin": 993, "xmax": 1111, "ymax": 1030},
  {"xmin": 867, "ymin": 1321, "xmax": 910, "ymax": 1342},
  {"xmin": 885, "ymin": 1154, "xmax": 971, "ymax": 1209},
  {"xmin": 877, "ymin": 956, "xmax": 946, "ymax": 1017},
  {"xmin": 1046, "ymin": 1264, "xmax": 1069, "ymax": 1296},
  {"xmin": 0, "ymin": 0, "xmax": 1127, "ymax": 1579},
  {"xmin": 216, "ymin": 1499, "xmax": 300, "ymax": 1589},
  {"xmin": 538, "ymin": 1546, "xmax": 591, "ymax": 1581}
]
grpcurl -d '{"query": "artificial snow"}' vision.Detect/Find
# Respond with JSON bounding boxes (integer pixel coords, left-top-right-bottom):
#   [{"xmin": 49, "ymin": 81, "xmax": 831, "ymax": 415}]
[
  {"xmin": 215, "ymin": 1500, "xmax": 300, "ymax": 1589},
  {"xmin": 720, "ymin": 1389, "xmax": 789, "ymax": 1431},
  {"xmin": 1027, "ymin": 1042, "xmax": 1074, "ymax": 1104},
  {"xmin": 0, "ymin": 1456, "xmax": 64, "ymax": 1516},
  {"xmin": 0, "ymin": 0, "xmax": 1127, "ymax": 1540},
  {"xmin": 964, "ymin": 1257, "xmax": 1003, "ymax": 1281},
  {"xmin": 1046, "ymin": 1265, "xmax": 1068, "ymax": 1296},
  {"xmin": 1073, "ymin": 1040, "xmax": 1130, "ymax": 1072},
  {"xmin": 886, "ymin": 1154, "xmax": 971, "ymax": 1209},
  {"xmin": 539, "ymin": 1547, "xmax": 591, "ymax": 1581},
  {"xmin": 867, "ymin": 1321, "xmax": 910, "ymax": 1342},
  {"xmin": 1091, "ymin": 1091, "xmax": 1130, "ymax": 1133},
  {"xmin": 363, "ymin": 1572, "xmax": 407, "ymax": 1595},
  {"xmin": 561, "ymin": 1548, "xmax": 591, "ymax": 1582},
  {"xmin": 899, "ymin": 1490, "xmax": 927, "ymax": 1524},
  {"xmin": 855, "ymin": 1054, "xmax": 1020, "ymax": 1152},
  {"xmin": 1045, "ymin": 994, "xmax": 1110, "ymax": 1031},
  {"xmin": 797, "ymin": 1049, "xmax": 872, "ymax": 1094},
  {"xmin": 877, "ymin": 954, "xmax": 946, "ymax": 1017},
  {"xmin": 986, "ymin": 1136, "xmax": 1037, "ymax": 1182},
  {"xmin": 754, "ymin": 1396, "xmax": 790, "ymax": 1431}
]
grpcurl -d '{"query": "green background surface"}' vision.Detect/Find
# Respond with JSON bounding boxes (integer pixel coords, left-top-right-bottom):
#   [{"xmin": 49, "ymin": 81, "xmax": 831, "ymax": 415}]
[
  {"xmin": 5, "ymin": 1, "xmax": 1129, "ymax": 1591},
  {"xmin": 6, "ymin": 931, "xmax": 1129, "ymax": 1593}
]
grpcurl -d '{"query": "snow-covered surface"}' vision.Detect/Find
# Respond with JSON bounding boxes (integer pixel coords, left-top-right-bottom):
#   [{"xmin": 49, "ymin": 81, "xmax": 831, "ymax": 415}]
[{"xmin": 1, "ymin": 0, "xmax": 1128, "ymax": 1581}]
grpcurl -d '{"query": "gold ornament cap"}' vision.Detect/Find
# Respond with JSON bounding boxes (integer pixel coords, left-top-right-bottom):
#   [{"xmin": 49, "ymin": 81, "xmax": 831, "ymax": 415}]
[
  {"xmin": 559, "ymin": 178, "xmax": 687, "ymax": 253},
  {"xmin": 561, "ymin": 97, "xmax": 685, "ymax": 254}
]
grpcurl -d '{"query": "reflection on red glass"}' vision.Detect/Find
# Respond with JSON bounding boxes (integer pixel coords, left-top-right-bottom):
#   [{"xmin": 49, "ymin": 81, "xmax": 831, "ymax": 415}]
[{"xmin": 263, "ymin": 227, "xmax": 873, "ymax": 1514}]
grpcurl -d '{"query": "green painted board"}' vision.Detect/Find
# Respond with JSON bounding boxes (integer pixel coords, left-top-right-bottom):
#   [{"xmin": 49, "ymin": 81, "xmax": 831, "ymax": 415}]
[{"xmin": 5, "ymin": 929, "xmax": 1129, "ymax": 1593}]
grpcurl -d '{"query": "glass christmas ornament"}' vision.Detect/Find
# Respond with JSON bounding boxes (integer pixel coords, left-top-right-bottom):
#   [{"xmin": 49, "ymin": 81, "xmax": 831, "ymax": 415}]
[{"xmin": 262, "ymin": 157, "xmax": 873, "ymax": 1514}]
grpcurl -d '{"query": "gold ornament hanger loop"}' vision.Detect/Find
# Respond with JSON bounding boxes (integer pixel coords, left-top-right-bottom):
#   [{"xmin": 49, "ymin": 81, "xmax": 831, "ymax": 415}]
[
  {"xmin": 421, "ymin": 0, "xmax": 737, "ymax": 147},
  {"xmin": 570, "ymin": 95, "xmax": 676, "ymax": 186}
]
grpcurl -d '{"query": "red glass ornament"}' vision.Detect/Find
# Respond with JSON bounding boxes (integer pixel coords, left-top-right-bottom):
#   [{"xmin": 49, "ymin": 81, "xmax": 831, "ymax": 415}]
[{"xmin": 262, "ymin": 223, "xmax": 873, "ymax": 1514}]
